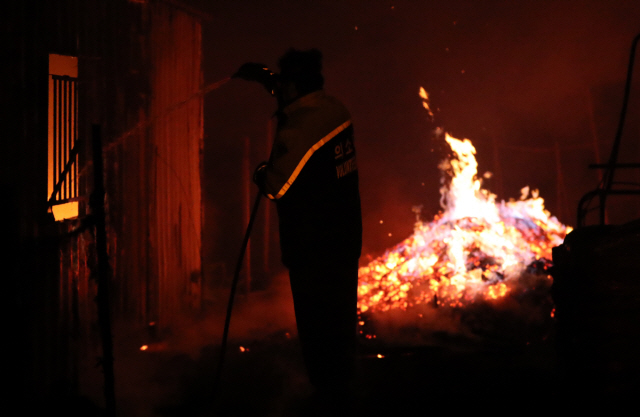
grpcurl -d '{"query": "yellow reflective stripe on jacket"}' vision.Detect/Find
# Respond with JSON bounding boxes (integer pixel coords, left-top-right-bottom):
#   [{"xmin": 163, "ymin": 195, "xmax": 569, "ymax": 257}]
[{"xmin": 267, "ymin": 120, "xmax": 352, "ymax": 200}]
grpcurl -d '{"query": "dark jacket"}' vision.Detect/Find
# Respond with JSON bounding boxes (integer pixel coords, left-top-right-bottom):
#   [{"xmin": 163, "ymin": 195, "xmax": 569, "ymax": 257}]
[{"xmin": 259, "ymin": 90, "xmax": 362, "ymax": 268}]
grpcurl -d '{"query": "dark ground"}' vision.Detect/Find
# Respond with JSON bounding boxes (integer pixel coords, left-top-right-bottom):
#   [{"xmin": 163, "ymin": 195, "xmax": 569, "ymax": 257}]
[
  {"xmin": 64, "ymin": 288, "xmax": 635, "ymax": 416},
  {"xmin": 115, "ymin": 327, "xmax": 560, "ymax": 416},
  {"xmin": 112, "ymin": 320, "xmax": 631, "ymax": 416},
  {"xmin": 49, "ymin": 255, "xmax": 640, "ymax": 417}
]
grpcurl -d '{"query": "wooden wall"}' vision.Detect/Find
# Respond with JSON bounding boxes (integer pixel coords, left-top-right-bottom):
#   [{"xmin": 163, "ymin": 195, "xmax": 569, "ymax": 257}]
[
  {"xmin": 148, "ymin": 2, "xmax": 203, "ymax": 327},
  {"xmin": 5, "ymin": 0, "xmax": 205, "ymax": 404}
]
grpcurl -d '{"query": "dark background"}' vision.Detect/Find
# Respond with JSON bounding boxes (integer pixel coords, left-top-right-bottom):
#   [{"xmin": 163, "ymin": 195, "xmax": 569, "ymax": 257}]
[{"xmin": 199, "ymin": 0, "xmax": 639, "ymax": 283}]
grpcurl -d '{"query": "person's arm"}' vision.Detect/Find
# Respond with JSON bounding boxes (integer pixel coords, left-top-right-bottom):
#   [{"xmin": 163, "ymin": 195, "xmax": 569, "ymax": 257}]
[
  {"xmin": 261, "ymin": 127, "xmax": 305, "ymax": 200},
  {"xmin": 261, "ymin": 119, "xmax": 352, "ymax": 200}
]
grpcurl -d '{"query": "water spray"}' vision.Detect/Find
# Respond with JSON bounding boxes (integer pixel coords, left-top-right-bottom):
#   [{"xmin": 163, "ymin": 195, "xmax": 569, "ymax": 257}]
[
  {"xmin": 210, "ymin": 68, "xmax": 277, "ymax": 404},
  {"xmin": 203, "ymin": 76, "xmax": 232, "ymax": 94}
]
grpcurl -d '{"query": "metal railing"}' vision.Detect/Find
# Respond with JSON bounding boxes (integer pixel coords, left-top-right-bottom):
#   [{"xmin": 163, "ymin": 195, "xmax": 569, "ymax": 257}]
[
  {"xmin": 577, "ymin": 33, "xmax": 640, "ymax": 227},
  {"xmin": 48, "ymin": 74, "xmax": 80, "ymax": 206}
]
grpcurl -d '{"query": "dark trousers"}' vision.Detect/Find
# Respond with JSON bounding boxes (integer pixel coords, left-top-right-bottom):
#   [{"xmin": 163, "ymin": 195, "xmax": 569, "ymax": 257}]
[{"xmin": 288, "ymin": 258, "xmax": 359, "ymax": 393}]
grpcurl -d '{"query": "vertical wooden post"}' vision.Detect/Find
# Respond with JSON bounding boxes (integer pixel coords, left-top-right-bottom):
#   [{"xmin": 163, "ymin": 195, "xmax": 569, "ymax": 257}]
[
  {"xmin": 554, "ymin": 141, "xmax": 568, "ymax": 222},
  {"xmin": 242, "ymin": 136, "xmax": 251, "ymax": 294},
  {"xmin": 91, "ymin": 125, "xmax": 116, "ymax": 416},
  {"xmin": 491, "ymin": 135, "xmax": 504, "ymax": 198}
]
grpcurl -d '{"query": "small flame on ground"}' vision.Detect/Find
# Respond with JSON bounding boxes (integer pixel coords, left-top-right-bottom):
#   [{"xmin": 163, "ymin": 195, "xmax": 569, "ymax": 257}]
[{"xmin": 140, "ymin": 345, "xmax": 148, "ymax": 351}]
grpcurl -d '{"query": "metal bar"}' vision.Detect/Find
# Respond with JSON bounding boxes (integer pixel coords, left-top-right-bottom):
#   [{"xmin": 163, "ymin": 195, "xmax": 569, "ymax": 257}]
[
  {"xmin": 48, "ymin": 138, "xmax": 81, "ymax": 204},
  {"xmin": 577, "ymin": 187, "xmax": 640, "ymax": 227},
  {"xmin": 74, "ymin": 81, "xmax": 79, "ymax": 198},
  {"xmin": 50, "ymin": 197, "xmax": 84, "ymax": 206},
  {"xmin": 64, "ymin": 78, "xmax": 68, "ymax": 199},
  {"xmin": 63, "ymin": 78, "xmax": 68, "ymax": 200},
  {"xmin": 68, "ymin": 79, "xmax": 73, "ymax": 199},
  {"xmin": 67, "ymin": 79, "xmax": 72, "ymax": 199},
  {"xmin": 49, "ymin": 77, "xmax": 80, "ymax": 205},
  {"xmin": 49, "ymin": 75, "xmax": 79, "ymax": 203},
  {"xmin": 600, "ymin": 33, "xmax": 640, "ymax": 223},
  {"xmin": 56, "ymin": 77, "xmax": 59, "ymax": 199},
  {"xmin": 53, "ymin": 77, "xmax": 58, "ymax": 200},
  {"xmin": 71, "ymin": 79, "xmax": 76, "ymax": 198},
  {"xmin": 58, "ymin": 78, "xmax": 63, "ymax": 201},
  {"xmin": 70, "ymin": 81, "xmax": 75, "ymax": 198}
]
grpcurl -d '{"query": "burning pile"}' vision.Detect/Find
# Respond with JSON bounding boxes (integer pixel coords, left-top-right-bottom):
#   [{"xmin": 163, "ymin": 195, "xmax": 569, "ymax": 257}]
[{"xmin": 358, "ymin": 128, "xmax": 571, "ymax": 316}]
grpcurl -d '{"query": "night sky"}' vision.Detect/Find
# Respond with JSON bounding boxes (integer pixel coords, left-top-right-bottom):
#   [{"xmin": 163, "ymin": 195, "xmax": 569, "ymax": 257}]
[{"xmin": 200, "ymin": 0, "xmax": 639, "ymax": 273}]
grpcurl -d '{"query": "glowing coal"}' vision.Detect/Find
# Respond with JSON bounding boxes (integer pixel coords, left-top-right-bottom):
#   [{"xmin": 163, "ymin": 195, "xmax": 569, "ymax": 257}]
[{"xmin": 357, "ymin": 96, "xmax": 571, "ymax": 318}]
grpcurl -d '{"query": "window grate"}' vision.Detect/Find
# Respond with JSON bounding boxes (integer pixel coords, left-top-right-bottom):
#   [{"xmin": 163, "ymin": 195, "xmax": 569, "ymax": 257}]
[{"xmin": 48, "ymin": 74, "xmax": 79, "ymax": 205}]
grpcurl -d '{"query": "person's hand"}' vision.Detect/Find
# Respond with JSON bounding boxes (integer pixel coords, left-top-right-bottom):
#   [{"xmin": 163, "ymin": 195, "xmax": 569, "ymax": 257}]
[
  {"xmin": 253, "ymin": 161, "xmax": 268, "ymax": 186},
  {"xmin": 232, "ymin": 63, "xmax": 277, "ymax": 95},
  {"xmin": 232, "ymin": 62, "xmax": 269, "ymax": 80}
]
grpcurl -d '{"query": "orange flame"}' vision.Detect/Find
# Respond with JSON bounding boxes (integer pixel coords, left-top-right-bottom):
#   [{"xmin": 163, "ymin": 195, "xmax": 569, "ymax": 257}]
[{"xmin": 358, "ymin": 90, "xmax": 570, "ymax": 315}]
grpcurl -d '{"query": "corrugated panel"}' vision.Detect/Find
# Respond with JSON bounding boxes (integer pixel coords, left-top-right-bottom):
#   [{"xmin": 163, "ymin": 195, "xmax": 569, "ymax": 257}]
[
  {"xmin": 110, "ymin": 120, "xmax": 151, "ymax": 324},
  {"xmin": 53, "ymin": 224, "xmax": 98, "ymax": 395},
  {"xmin": 149, "ymin": 3, "xmax": 202, "ymax": 327},
  {"xmin": 97, "ymin": 0, "xmax": 154, "ymax": 325},
  {"xmin": 12, "ymin": 0, "xmax": 204, "ymax": 401}
]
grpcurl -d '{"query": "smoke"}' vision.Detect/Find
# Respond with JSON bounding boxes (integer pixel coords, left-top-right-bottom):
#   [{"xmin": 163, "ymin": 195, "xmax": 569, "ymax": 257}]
[
  {"xmin": 100, "ymin": 270, "xmax": 557, "ymax": 415},
  {"xmin": 359, "ymin": 271, "xmax": 555, "ymax": 351},
  {"xmin": 76, "ymin": 272, "xmax": 305, "ymax": 416},
  {"xmin": 191, "ymin": 1, "xmax": 638, "ymax": 412},
  {"xmin": 209, "ymin": 270, "xmax": 298, "ymax": 344},
  {"xmin": 204, "ymin": 1, "xmax": 639, "ymax": 260}
]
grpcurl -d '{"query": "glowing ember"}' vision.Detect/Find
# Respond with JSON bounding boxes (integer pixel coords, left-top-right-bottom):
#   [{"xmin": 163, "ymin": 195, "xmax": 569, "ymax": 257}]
[
  {"xmin": 419, "ymin": 87, "xmax": 434, "ymax": 119},
  {"xmin": 358, "ymin": 93, "xmax": 571, "ymax": 315}
]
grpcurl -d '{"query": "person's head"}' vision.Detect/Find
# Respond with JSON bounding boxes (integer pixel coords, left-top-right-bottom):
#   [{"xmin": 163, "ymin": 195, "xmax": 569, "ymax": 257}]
[{"xmin": 277, "ymin": 48, "xmax": 324, "ymax": 103}]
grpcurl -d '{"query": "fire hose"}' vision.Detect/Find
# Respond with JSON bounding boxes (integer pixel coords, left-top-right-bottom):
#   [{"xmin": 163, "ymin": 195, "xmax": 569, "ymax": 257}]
[
  {"xmin": 211, "ymin": 64, "xmax": 277, "ymax": 403},
  {"xmin": 212, "ymin": 190, "xmax": 263, "ymax": 401}
]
